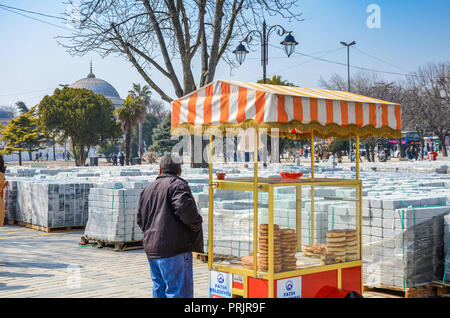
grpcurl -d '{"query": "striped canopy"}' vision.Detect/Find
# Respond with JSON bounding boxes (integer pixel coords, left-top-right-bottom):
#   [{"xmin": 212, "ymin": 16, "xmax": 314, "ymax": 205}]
[{"xmin": 171, "ymin": 80, "xmax": 402, "ymax": 139}]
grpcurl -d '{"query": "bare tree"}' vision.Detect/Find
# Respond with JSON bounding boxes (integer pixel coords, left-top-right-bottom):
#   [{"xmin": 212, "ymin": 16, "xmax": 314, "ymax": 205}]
[
  {"xmin": 148, "ymin": 99, "xmax": 167, "ymax": 120},
  {"xmin": 404, "ymin": 62, "xmax": 450, "ymax": 157},
  {"xmin": 0, "ymin": 105, "xmax": 18, "ymax": 119},
  {"xmin": 59, "ymin": 0, "xmax": 302, "ymax": 166},
  {"xmin": 59, "ymin": 0, "xmax": 302, "ymax": 101},
  {"xmin": 319, "ymin": 71, "xmax": 406, "ymax": 161}
]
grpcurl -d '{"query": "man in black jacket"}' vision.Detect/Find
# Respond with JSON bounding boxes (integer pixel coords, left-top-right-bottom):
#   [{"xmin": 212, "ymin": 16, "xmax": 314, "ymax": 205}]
[{"xmin": 137, "ymin": 155, "xmax": 203, "ymax": 298}]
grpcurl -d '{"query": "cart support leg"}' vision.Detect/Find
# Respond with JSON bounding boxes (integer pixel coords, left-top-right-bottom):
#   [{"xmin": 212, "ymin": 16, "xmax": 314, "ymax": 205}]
[
  {"xmin": 268, "ymin": 186, "xmax": 275, "ymax": 298},
  {"xmin": 310, "ymin": 130, "xmax": 315, "ymax": 245},
  {"xmin": 356, "ymin": 135, "xmax": 360, "ymax": 180},
  {"xmin": 310, "ymin": 130, "xmax": 315, "ymax": 179},
  {"xmin": 253, "ymin": 129, "xmax": 259, "ymax": 277},
  {"xmin": 208, "ymin": 134, "xmax": 214, "ymax": 270},
  {"xmin": 358, "ymin": 182, "xmax": 363, "ymax": 294},
  {"xmin": 296, "ymin": 186, "xmax": 302, "ymax": 252}
]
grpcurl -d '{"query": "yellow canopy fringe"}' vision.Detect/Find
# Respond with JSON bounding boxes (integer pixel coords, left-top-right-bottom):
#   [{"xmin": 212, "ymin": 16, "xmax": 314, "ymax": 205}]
[{"xmin": 170, "ymin": 120, "xmax": 403, "ymax": 140}]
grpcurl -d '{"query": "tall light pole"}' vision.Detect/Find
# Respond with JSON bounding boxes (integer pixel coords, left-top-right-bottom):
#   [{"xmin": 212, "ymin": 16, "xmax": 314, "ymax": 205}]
[
  {"xmin": 233, "ymin": 21, "xmax": 298, "ymax": 166},
  {"xmin": 340, "ymin": 41, "xmax": 356, "ymax": 162},
  {"xmin": 233, "ymin": 20, "xmax": 299, "ymax": 83}
]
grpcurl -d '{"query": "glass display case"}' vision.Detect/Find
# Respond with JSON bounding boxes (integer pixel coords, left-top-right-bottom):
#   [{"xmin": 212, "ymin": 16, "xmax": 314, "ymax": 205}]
[{"xmin": 208, "ymin": 176, "xmax": 363, "ymax": 298}]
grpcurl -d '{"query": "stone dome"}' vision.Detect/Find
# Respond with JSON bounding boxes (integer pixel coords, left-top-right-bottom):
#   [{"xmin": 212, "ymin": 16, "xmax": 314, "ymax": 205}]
[
  {"xmin": 0, "ymin": 109, "xmax": 12, "ymax": 124},
  {"xmin": 70, "ymin": 63, "xmax": 123, "ymax": 107}
]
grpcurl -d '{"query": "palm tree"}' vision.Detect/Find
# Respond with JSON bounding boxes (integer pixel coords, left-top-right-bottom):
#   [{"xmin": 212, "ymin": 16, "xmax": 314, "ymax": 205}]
[
  {"xmin": 115, "ymin": 95, "xmax": 146, "ymax": 165},
  {"xmin": 128, "ymin": 83, "xmax": 151, "ymax": 158}
]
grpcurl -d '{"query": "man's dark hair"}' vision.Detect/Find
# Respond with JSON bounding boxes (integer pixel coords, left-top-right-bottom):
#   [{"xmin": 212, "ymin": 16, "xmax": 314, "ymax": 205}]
[{"xmin": 160, "ymin": 155, "xmax": 181, "ymax": 175}]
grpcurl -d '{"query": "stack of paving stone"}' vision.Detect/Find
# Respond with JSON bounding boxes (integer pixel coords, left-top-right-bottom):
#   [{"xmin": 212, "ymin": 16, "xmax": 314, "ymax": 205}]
[
  {"xmin": 199, "ymin": 206, "xmax": 254, "ymax": 257},
  {"xmin": 13, "ymin": 179, "xmax": 92, "ymax": 228},
  {"xmin": 3, "ymin": 179, "xmax": 17, "ymax": 222},
  {"xmin": 301, "ymin": 201, "xmax": 332, "ymax": 245},
  {"xmin": 362, "ymin": 195, "xmax": 450, "ymax": 288},
  {"xmin": 84, "ymin": 186, "xmax": 144, "ymax": 243},
  {"xmin": 444, "ymin": 214, "xmax": 450, "ymax": 282},
  {"xmin": 17, "ymin": 168, "xmax": 37, "ymax": 177},
  {"xmin": 198, "ymin": 188, "xmax": 257, "ymax": 257},
  {"xmin": 192, "ymin": 192, "xmax": 209, "ymax": 210}
]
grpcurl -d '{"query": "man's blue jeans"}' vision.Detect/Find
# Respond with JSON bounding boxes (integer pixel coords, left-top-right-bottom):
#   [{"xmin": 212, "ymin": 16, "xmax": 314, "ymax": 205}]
[{"xmin": 148, "ymin": 252, "xmax": 193, "ymax": 298}]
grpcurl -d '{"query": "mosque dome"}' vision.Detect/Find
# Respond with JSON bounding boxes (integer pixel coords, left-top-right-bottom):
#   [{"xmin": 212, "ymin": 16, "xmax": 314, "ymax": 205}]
[
  {"xmin": 0, "ymin": 109, "xmax": 12, "ymax": 124},
  {"xmin": 70, "ymin": 62, "xmax": 123, "ymax": 107}
]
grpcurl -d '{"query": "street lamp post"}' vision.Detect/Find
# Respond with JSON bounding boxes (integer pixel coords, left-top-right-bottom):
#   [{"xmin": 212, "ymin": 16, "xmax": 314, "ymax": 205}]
[
  {"xmin": 233, "ymin": 20, "xmax": 299, "ymax": 84},
  {"xmin": 233, "ymin": 21, "xmax": 298, "ymax": 166},
  {"xmin": 340, "ymin": 41, "xmax": 356, "ymax": 162}
]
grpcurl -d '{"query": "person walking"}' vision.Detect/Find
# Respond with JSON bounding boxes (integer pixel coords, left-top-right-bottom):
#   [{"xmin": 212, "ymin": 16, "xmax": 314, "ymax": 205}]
[
  {"xmin": 137, "ymin": 155, "xmax": 203, "ymax": 298},
  {"xmin": 119, "ymin": 152, "xmax": 125, "ymax": 166},
  {"xmin": 112, "ymin": 153, "xmax": 118, "ymax": 166}
]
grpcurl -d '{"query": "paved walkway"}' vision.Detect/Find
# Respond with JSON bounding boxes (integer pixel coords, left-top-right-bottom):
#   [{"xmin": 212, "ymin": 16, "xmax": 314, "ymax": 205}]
[
  {"xmin": 0, "ymin": 225, "xmax": 209, "ymax": 298},
  {"xmin": 0, "ymin": 225, "xmax": 387, "ymax": 298}
]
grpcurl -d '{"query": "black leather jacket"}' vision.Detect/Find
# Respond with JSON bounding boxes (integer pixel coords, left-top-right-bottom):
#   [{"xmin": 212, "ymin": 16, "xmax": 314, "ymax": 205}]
[{"xmin": 137, "ymin": 173, "xmax": 204, "ymax": 259}]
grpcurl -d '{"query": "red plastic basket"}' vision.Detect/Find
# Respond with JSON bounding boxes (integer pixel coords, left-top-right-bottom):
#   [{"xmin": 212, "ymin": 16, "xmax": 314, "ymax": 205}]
[{"xmin": 280, "ymin": 172, "xmax": 303, "ymax": 179}]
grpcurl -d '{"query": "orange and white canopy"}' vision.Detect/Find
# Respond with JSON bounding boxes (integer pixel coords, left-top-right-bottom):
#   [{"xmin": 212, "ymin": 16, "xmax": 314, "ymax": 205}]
[{"xmin": 171, "ymin": 80, "xmax": 402, "ymax": 139}]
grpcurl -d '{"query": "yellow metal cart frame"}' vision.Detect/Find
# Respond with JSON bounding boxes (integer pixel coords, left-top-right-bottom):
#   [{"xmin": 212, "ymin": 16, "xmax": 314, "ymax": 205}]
[{"xmin": 207, "ymin": 131, "xmax": 363, "ymax": 298}]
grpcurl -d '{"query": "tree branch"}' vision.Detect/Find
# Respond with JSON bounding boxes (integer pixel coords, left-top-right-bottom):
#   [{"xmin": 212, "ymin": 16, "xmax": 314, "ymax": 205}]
[
  {"xmin": 141, "ymin": 0, "xmax": 184, "ymax": 97},
  {"xmin": 111, "ymin": 23, "xmax": 174, "ymax": 103},
  {"xmin": 125, "ymin": 42, "xmax": 171, "ymax": 78}
]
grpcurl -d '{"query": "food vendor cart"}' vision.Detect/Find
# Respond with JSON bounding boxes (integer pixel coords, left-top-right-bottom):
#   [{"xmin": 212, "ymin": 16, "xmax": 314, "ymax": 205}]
[{"xmin": 171, "ymin": 80, "xmax": 402, "ymax": 298}]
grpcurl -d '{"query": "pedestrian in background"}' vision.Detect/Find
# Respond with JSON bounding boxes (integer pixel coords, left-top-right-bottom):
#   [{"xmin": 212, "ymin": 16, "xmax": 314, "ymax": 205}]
[
  {"xmin": 137, "ymin": 155, "xmax": 203, "ymax": 298},
  {"xmin": 119, "ymin": 152, "xmax": 125, "ymax": 166}
]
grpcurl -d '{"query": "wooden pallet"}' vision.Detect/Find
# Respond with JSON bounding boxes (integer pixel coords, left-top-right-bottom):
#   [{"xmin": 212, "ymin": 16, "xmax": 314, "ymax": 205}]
[
  {"xmin": 192, "ymin": 252, "xmax": 241, "ymax": 264},
  {"xmin": 8, "ymin": 220, "xmax": 85, "ymax": 233},
  {"xmin": 363, "ymin": 284, "xmax": 436, "ymax": 298},
  {"xmin": 80, "ymin": 235, "xmax": 143, "ymax": 252},
  {"xmin": 432, "ymin": 281, "xmax": 450, "ymax": 297},
  {"xmin": 193, "ymin": 252, "xmax": 208, "ymax": 263}
]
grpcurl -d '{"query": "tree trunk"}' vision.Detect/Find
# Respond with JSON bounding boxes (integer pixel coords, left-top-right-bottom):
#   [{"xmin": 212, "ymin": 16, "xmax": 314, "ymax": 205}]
[
  {"xmin": 223, "ymin": 137, "xmax": 227, "ymax": 164},
  {"xmin": 370, "ymin": 145, "xmax": 375, "ymax": 162},
  {"xmin": 53, "ymin": 141, "xmax": 56, "ymax": 161},
  {"xmin": 72, "ymin": 143, "xmax": 79, "ymax": 166},
  {"xmin": 365, "ymin": 145, "xmax": 371, "ymax": 162},
  {"xmin": 80, "ymin": 146, "xmax": 85, "ymax": 167},
  {"xmin": 437, "ymin": 133, "xmax": 448, "ymax": 157},
  {"xmin": 28, "ymin": 150, "xmax": 32, "ymax": 161},
  {"xmin": 18, "ymin": 151, "xmax": 22, "ymax": 166},
  {"xmin": 125, "ymin": 131, "xmax": 131, "ymax": 165},
  {"xmin": 138, "ymin": 122, "xmax": 143, "ymax": 158}
]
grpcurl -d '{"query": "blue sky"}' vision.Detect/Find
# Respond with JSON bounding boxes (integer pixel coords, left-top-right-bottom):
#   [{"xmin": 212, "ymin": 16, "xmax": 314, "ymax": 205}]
[{"xmin": 0, "ymin": 0, "xmax": 449, "ymax": 110}]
